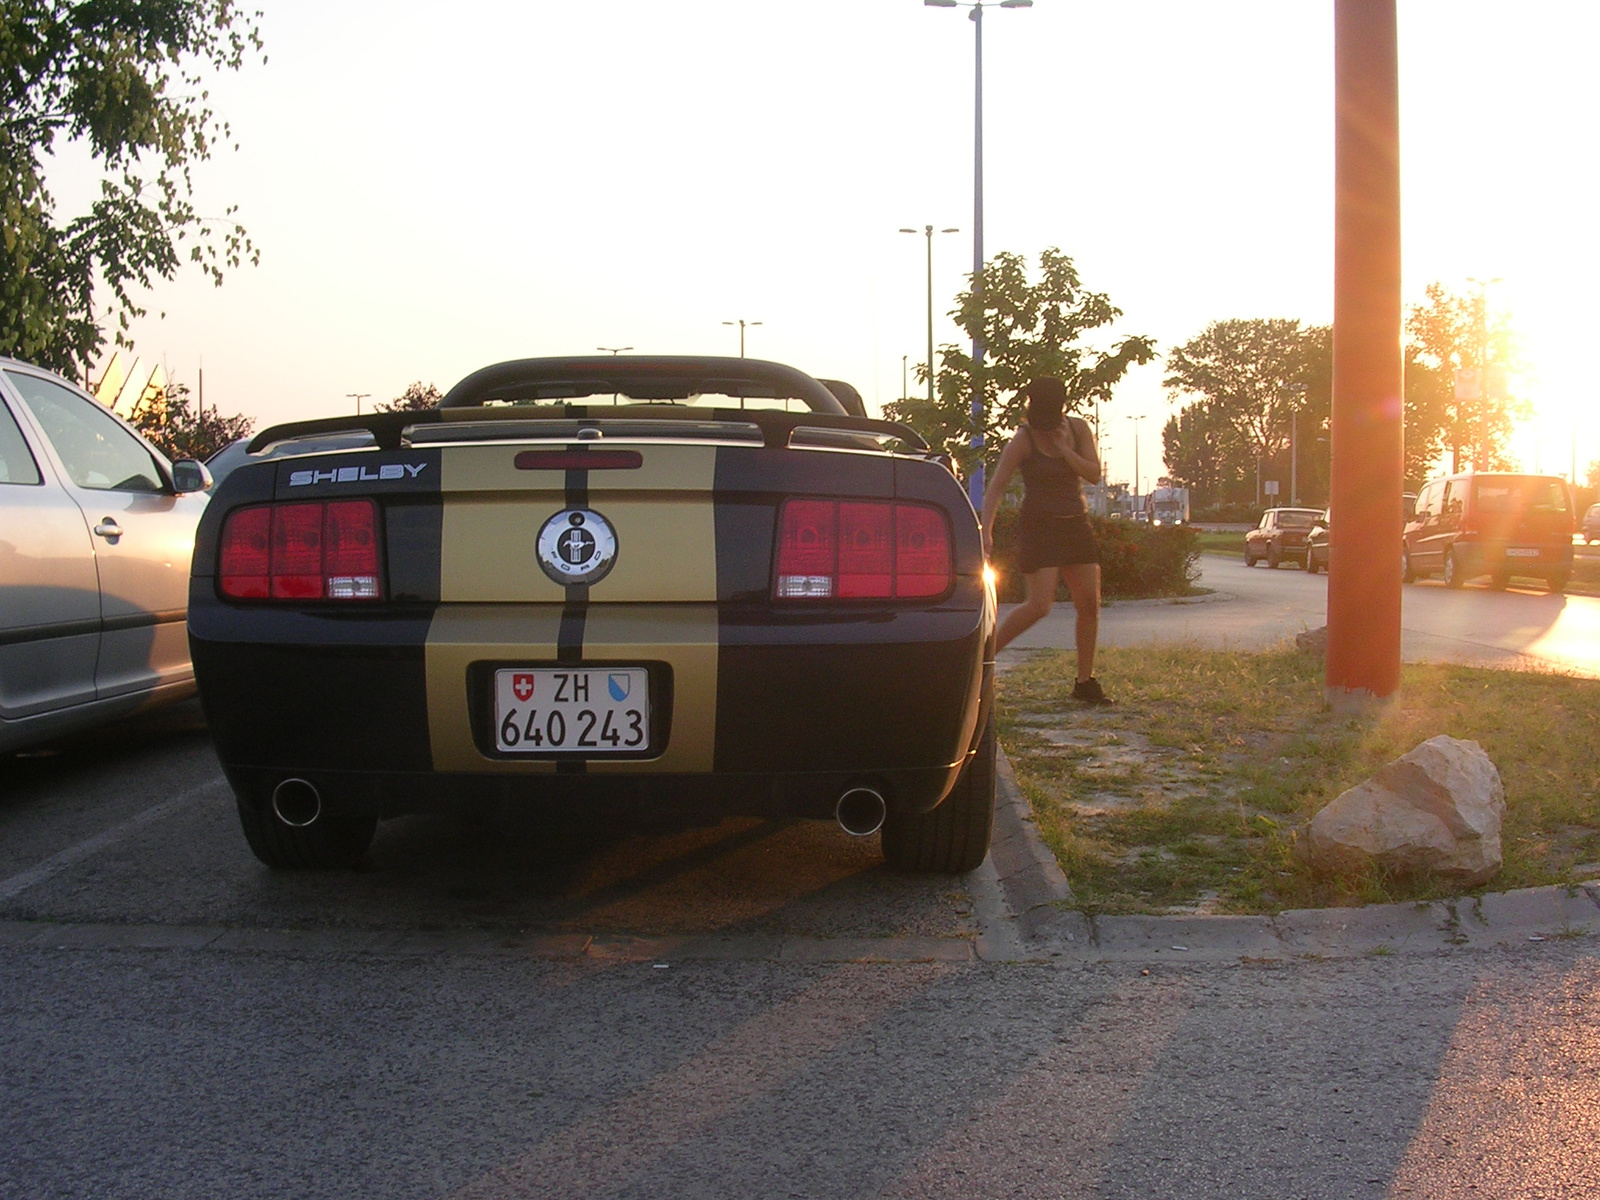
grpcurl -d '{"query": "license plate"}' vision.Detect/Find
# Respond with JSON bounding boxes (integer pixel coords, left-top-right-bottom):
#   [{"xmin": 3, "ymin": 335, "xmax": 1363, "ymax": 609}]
[
  {"xmin": 493, "ymin": 668, "xmax": 650, "ymax": 753},
  {"xmin": 1506, "ymin": 547, "xmax": 1540, "ymax": 558}
]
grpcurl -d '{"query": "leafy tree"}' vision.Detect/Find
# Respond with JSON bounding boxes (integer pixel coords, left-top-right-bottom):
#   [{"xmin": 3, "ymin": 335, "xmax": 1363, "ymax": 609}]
[
  {"xmin": 1404, "ymin": 282, "xmax": 1528, "ymax": 473},
  {"xmin": 1162, "ymin": 319, "xmax": 1330, "ymax": 506},
  {"xmin": 883, "ymin": 248, "xmax": 1155, "ymax": 479},
  {"xmin": 375, "ymin": 381, "xmax": 442, "ymax": 413},
  {"xmin": 0, "ymin": 2, "xmax": 264, "ymax": 376},
  {"xmin": 1161, "ymin": 400, "xmax": 1251, "ymax": 503},
  {"xmin": 127, "ymin": 378, "xmax": 252, "ymax": 461},
  {"xmin": 1402, "ymin": 343, "xmax": 1451, "ymax": 488}
]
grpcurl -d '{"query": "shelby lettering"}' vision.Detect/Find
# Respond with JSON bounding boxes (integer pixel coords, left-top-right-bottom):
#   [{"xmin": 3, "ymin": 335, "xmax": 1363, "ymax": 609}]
[{"xmin": 288, "ymin": 463, "xmax": 428, "ymax": 487}]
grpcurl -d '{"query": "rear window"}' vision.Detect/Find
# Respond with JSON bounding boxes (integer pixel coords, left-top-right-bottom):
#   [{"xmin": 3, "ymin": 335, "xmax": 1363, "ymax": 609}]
[
  {"xmin": 1275, "ymin": 510, "xmax": 1319, "ymax": 529},
  {"xmin": 1473, "ymin": 478, "xmax": 1569, "ymax": 514}
]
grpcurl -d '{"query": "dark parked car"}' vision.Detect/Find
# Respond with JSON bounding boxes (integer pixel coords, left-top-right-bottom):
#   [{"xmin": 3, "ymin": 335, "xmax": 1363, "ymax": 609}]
[
  {"xmin": 1305, "ymin": 510, "xmax": 1330, "ymax": 574},
  {"xmin": 1584, "ymin": 502, "xmax": 1600, "ymax": 545},
  {"xmin": 190, "ymin": 356, "xmax": 997, "ymax": 874},
  {"xmin": 1244, "ymin": 507, "xmax": 1323, "ymax": 568},
  {"xmin": 1402, "ymin": 472, "xmax": 1574, "ymax": 591}
]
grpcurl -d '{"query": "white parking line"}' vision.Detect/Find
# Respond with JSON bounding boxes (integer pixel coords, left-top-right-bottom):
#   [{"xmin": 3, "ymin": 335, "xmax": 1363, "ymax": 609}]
[{"xmin": 0, "ymin": 776, "xmax": 227, "ymax": 903}]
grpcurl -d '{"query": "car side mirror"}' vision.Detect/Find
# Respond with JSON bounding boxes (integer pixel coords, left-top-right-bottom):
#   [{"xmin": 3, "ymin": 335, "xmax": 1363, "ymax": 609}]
[{"xmin": 171, "ymin": 459, "xmax": 213, "ymax": 494}]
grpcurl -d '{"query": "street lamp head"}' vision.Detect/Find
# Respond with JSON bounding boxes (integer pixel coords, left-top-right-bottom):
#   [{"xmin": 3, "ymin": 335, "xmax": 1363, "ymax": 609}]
[
  {"xmin": 998, "ymin": 0, "xmax": 1033, "ymax": 7},
  {"xmin": 898, "ymin": 228, "xmax": 917, "ymax": 234},
  {"xmin": 941, "ymin": 227, "xmax": 960, "ymax": 234},
  {"xmin": 924, "ymin": 0, "xmax": 958, "ymax": 7}
]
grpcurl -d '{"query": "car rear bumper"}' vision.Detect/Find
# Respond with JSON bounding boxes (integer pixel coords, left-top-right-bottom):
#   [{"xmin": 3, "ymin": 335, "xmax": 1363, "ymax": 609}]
[
  {"xmin": 1451, "ymin": 540, "xmax": 1574, "ymax": 577},
  {"xmin": 190, "ymin": 584, "xmax": 993, "ymax": 820}
]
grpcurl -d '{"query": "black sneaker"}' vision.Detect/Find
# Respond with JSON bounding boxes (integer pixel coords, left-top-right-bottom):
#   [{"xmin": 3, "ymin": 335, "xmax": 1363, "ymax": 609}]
[{"xmin": 1072, "ymin": 677, "xmax": 1113, "ymax": 705}]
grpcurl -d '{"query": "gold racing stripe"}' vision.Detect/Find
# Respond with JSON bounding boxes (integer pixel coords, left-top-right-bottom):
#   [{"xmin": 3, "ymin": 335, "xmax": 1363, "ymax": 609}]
[
  {"xmin": 436, "ymin": 445, "xmax": 717, "ymax": 603},
  {"xmin": 583, "ymin": 603, "xmax": 717, "ymax": 774},
  {"xmin": 425, "ymin": 443, "xmax": 720, "ymax": 772},
  {"xmin": 425, "ymin": 605, "xmax": 561, "ymax": 774}
]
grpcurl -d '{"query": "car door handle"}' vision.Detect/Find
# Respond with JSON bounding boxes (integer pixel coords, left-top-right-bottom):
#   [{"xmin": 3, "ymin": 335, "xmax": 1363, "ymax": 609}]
[{"xmin": 93, "ymin": 519, "xmax": 123, "ymax": 541}]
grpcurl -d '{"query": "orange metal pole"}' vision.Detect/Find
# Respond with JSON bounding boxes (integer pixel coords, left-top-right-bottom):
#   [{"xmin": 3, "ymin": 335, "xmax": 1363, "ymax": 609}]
[{"xmin": 1327, "ymin": 0, "xmax": 1403, "ymax": 708}]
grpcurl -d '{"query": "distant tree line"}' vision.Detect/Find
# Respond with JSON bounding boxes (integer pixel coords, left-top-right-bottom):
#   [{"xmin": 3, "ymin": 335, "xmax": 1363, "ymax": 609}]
[{"xmin": 1161, "ymin": 284, "xmax": 1529, "ymax": 511}]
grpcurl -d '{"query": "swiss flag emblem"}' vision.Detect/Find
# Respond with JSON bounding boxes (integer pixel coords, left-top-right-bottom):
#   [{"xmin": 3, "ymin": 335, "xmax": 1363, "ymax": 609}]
[{"xmin": 512, "ymin": 673, "xmax": 535, "ymax": 702}]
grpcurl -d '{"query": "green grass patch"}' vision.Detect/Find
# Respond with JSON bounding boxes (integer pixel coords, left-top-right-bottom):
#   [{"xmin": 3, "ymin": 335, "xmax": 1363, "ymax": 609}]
[
  {"xmin": 998, "ymin": 644, "xmax": 1600, "ymax": 915},
  {"xmin": 1195, "ymin": 530, "xmax": 1246, "ymax": 557}
]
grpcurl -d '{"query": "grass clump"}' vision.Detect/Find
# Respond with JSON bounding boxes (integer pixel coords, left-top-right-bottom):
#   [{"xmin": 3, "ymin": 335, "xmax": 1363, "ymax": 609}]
[{"xmin": 998, "ymin": 644, "xmax": 1600, "ymax": 915}]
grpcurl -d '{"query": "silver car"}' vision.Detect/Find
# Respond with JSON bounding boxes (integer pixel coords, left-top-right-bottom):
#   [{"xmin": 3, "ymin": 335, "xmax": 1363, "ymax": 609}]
[
  {"xmin": 0, "ymin": 357, "xmax": 211, "ymax": 752},
  {"xmin": 1585, "ymin": 503, "xmax": 1600, "ymax": 545}
]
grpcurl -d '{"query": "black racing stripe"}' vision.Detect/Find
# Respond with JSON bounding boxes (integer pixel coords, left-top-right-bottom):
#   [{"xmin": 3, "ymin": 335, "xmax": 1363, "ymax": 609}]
[
  {"xmin": 557, "ymin": 583, "xmax": 588, "ymax": 663},
  {"xmin": 564, "ymin": 464, "xmax": 589, "ymax": 511},
  {"xmin": 559, "ymin": 454, "xmax": 591, "ymax": 774}
]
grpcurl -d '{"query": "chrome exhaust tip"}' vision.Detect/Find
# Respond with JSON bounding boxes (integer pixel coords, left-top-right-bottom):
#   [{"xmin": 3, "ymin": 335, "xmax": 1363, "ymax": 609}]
[
  {"xmin": 271, "ymin": 778, "xmax": 322, "ymax": 828},
  {"xmin": 835, "ymin": 786, "xmax": 887, "ymax": 837}
]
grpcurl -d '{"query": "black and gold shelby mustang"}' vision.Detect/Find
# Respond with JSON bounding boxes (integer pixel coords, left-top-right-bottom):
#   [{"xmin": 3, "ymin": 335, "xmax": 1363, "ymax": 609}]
[{"xmin": 189, "ymin": 357, "xmax": 997, "ymax": 873}]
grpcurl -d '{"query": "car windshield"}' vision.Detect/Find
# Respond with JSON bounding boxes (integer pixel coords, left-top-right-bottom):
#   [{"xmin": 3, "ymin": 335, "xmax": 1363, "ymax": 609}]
[
  {"xmin": 1473, "ymin": 477, "xmax": 1569, "ymax": 514},
  {"xmin": 1275, "ymin": 510, "xmax": 1320, "ymax": 529}
]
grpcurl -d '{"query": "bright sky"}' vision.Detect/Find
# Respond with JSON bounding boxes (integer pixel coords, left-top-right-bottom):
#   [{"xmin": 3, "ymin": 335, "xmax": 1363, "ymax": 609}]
[{"xmin": 52, "ymin": 0, "xmax": 1600, "ymax": 490}]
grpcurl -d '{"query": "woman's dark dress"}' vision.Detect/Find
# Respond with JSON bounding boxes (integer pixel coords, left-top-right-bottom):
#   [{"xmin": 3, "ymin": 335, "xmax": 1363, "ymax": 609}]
[{"xmin": 1016, "ymin": 422, "xmax": 1100, "ymax": 572}]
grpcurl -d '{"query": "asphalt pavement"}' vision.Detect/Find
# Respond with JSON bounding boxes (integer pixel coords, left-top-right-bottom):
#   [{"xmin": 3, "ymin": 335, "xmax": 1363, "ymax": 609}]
[
  {"xmin": 4, "ymin": 701, "xmax": 1599, "ymax": 1197},
  {"xmin": 1002, "ymin": 550, "xmax": 1600, "ymax": 678}
]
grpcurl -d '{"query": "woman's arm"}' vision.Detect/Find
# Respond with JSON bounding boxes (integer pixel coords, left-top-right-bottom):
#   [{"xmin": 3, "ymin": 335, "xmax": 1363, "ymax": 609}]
[
  {"xmin": 979, "ymin": 431, "xmax": 1028, "ymax": 557},
  {"xmin": 1060, "ymin": 416, "xmax": 1101, "ymax": 484}
]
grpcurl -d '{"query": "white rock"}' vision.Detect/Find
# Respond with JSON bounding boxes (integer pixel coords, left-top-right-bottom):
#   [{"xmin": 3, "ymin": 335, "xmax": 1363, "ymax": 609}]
[{"xmin": 1306, "ymin": 735, "xmax": 1506, "ymax": 884}]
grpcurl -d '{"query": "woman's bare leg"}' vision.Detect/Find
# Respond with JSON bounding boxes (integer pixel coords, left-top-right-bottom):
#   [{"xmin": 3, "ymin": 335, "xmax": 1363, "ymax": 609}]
[
  {"xmin": 1059, "ymin": 563, "xmax": 1101, "ymax": 681},
  {"xmin": 995, "ymin": 567, "xmax": 1059, "ymax": 653}
]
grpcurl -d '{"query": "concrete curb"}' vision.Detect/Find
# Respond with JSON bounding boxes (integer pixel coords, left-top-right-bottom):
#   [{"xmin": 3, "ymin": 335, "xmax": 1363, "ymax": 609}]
[
  {"xmin": 997, "ymin": 590, "xmax": 1236, "ymax": 616},
  {"xmin": 986, "ymin": 753, "xmax": 1600, "ymax": 962},
  {"xmin": 987, "ymin": 747, "xmax": 1084, "ymax": 945}
]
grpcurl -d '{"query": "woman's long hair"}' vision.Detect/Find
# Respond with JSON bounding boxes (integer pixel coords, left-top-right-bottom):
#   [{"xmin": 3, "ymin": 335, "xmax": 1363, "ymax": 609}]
[{"xmin": 1025, "ymin": 377, "xmax": 1067, "ymax": 432}]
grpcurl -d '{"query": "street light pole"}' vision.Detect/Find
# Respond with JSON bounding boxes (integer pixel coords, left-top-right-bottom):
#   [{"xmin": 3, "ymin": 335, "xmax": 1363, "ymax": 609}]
[
  {"xmin": 925, "ymin": 0, "xmax": 1032, "ymax": 510},
  {"xmin": 1127, "ymin": 414, "xmax": 1145, "ymax": 509},
  {"xmin": 1286, "ymin": 382, "xmax": 1307, "ymax": 504},
  {"xmin": 346, "ymin": 392, "xmax": 370, "ymax": 416},
  {"xmin": 899, "ymin": 224, "xmax": 959, "ymax": 406},
  {"xmin": 721, "ymin": 319, "xmax": 762, "ymax": 358}
]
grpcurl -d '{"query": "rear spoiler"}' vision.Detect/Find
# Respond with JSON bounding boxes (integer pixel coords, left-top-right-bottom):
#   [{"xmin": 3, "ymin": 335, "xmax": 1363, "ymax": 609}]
[{"xmin": 248, "ymin": 406, "xmax": 934, "ymax": 456}]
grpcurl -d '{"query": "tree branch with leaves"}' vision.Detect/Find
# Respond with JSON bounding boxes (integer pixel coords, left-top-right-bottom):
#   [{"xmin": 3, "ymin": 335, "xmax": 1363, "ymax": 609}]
[
  {"xmin": 883, "ymin": 248, "xmax": 1154, "ymax": 481},
  {"xmin": 0, "ymin": 1, "xmax": 265, "ymax": 376}
]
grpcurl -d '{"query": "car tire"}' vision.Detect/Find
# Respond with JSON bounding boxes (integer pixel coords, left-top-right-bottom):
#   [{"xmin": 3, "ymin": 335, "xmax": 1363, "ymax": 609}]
[
  {"xmin": 235, "ymin": 795, "xmax": 376, "ymax": 870},
  {"xmin": 1244, "ymin": 548, "xmax": 1257, "ymax": 567},
  {"xmin": 1401, "ymin": 546, "xmax": 1415, "ymax": 583},
  {"xmin": 1306, "ymin": 549, "xmax": 1320, "ymax": 575},
  {"xmin": 1549, "ymin": 572, "xmax": 1569, "ymax": 594},
  {"xmin": 1443, "ymin": 549, "xmax": 1464, "ymax": 589},
  {"xmin": 1490, "ymin": 571, "xmax": 1510, "ymax": 591},
  {"xmin": 882, "ymin": 711, "xmax": 995, "ymax": 875},
  {"xmin": 1267, "ymin": 545, "xmax": 1281, "ymax": 569}
]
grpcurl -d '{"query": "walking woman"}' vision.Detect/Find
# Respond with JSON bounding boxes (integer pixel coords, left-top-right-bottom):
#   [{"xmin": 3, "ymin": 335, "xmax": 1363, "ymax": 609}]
[{"xmin": 979, "ymin": 377, "xmax": 1112, "ymax": 703}]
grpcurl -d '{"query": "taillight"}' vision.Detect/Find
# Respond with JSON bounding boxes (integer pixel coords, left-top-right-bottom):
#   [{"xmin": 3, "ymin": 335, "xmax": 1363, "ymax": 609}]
[
  {"xmin": 217, "ymin": 507, "xmax": 270, "ymax": 599},
  {"xmin": 218, "ymin": 499, "xmax": 383, "ymax": 601},
  {"xmin": 775, "ymin": 499, "xmax": 835, "ymax": 598},
  {"xmin": 774, "ymin": 499, "xmax": 953, "ymax": 600}
]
